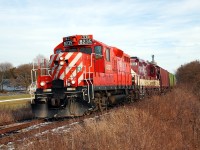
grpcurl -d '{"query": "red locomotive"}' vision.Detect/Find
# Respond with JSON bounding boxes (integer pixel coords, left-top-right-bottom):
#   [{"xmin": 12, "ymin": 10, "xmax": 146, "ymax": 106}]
[{"xmin": 31, "ymin": 35, "xmax": 176, "ymax": 118}]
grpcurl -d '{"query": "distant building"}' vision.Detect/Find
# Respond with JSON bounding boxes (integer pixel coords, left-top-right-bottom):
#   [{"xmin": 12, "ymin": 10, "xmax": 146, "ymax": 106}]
[{"xmin": 1, "ymin": 79, "xmax": 26, "ymax": 91}]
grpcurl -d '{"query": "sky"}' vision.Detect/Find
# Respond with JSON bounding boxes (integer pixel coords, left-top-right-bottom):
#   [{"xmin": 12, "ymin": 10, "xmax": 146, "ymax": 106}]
[{"xmin": 0, "ymin": 0, "xmax": 200, "ymax": 73}]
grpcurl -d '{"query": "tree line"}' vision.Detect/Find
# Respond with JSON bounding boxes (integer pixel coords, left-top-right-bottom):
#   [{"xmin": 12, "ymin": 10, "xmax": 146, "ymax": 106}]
[
  {"xmin": 0, "ymin": 55, "xmax": 47, "ymax": 91},
  {"xmin": 176, "ymin": 60, "xmax": 200, "ymax": 98},
  {"xmin": 0, "ymin": 62, "xmax": 32, "ymax": 91}
]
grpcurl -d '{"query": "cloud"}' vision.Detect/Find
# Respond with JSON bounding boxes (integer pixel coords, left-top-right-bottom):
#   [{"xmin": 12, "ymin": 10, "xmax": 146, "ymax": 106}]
[{"xmin": 0, "ymin": 0, "xmax": 199, "ymax": 73}]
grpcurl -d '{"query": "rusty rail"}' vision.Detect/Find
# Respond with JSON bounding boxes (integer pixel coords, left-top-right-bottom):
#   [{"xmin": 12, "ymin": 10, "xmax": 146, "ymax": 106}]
[{"xmin": 0, "ymin": 119, "xmax": 44, "ymax": 136}]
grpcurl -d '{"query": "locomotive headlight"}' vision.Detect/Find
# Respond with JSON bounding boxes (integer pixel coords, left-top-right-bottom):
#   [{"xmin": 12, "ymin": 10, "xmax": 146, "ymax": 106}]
[
  {"xmin": 40, "ymin": 81, "xmax": 46, "ymax": 86},
  {"xmin": 60, "ymin": 57, "xmax": 64, "ymax": 60},
  {"xmin": 59, "ymin": 61, "xmax": 65, "ymax": 66},
  {"xmin": 71, "ymin": 80, "xmax": 76, "ymax": 84}
]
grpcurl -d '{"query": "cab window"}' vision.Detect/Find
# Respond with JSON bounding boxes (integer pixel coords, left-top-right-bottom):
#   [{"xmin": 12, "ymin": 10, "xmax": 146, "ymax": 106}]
[
  {"xmin": 106, "ymin": 48, "xmax": 110, "ymax": 61},
  {"xmin": 94, "ymin": 46, "xmax": 102, "ymax": 59}
]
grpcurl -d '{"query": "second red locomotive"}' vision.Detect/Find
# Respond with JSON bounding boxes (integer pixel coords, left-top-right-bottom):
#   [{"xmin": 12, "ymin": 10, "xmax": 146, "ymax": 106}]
[{"xmin": 31, "ymin": 35, "xmax": 175, "ymax": 118}]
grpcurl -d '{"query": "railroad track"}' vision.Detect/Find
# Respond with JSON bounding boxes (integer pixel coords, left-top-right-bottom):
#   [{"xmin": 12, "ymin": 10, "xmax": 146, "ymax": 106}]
[{"xmin": 0, "ymin": 119, "xmax": 45, "ymax": 137}]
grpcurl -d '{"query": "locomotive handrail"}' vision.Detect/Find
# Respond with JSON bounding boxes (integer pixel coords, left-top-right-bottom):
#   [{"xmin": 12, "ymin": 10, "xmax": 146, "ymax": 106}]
[
  {"xmin": 89, "ymin": 53, "xmax": 95, "ymax": 79},
  {"xmin": 88, "ymin": 53, "xmax": 95, "ymax": 99},
  {"xmin": 31, "ymin": 60, "xmax": 51, "ymax": 92},
  {"xmin": 83, "ymin": 66, "xmax": 91, "ymax": 103},
  {"xmin": 82, "ymin": 53, "xmax": 95, "ymax": 103},
  {"xmin": 85, "ymin": 79, "xmax": 90, "ymax": 103}
]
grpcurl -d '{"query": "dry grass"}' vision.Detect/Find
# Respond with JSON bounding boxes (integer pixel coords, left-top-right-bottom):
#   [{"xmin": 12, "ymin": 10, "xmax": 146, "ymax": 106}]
[
  {"xmin": 0, "ymin": 93, "xmax": 33, "ymax": 124},
  {"xmin": 0, "ymin": 103, "xmax": 33, "ymax": 125},
  {"xmin": 13, "ymin": 86, "xmax": 200, "ymax": 150},
  {"xmin": 0, "ymin": 94, "xmax": 31, "ymax": 100}
]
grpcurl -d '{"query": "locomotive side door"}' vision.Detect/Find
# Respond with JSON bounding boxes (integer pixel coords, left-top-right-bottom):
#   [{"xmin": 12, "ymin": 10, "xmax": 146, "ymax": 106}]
[{"xmin": 94, "ymin": 45, "xmax": 105, "ymax": 73}]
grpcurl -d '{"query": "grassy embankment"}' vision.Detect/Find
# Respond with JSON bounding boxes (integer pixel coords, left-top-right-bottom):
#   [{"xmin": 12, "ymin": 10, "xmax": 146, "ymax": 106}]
[
  {"xmin": 0, "ymin": 94, "xmax": 33, "ymax": 125},
  {"xmin": 0, "ymin": 94, "xmax": 30, "ymax": 100},
  {"xmin": 15, "ymin": 86, "xmax": 200, "ymax": 150}
]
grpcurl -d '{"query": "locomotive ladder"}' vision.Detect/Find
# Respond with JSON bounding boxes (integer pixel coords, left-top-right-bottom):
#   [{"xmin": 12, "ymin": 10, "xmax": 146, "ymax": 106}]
[
  {"xmin": 84, "ymin": 71, "xmax": 94, "ymax": 103},
  {"xmin": 83, "ymin": 53, "xmax": 95, "ymax": 103}
]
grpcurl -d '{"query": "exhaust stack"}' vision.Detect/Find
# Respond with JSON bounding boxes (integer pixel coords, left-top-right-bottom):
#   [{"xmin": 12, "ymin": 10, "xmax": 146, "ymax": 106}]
[{"xmin": 151, "ymin": 55, "xmax": 157, "ymax": 65}]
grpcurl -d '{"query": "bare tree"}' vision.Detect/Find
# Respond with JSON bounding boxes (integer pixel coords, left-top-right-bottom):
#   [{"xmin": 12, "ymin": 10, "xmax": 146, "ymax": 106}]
[
  {"xmin": 33, "ymin": 54, "xmax": 48, "ymax": 63},
  {"xmin": 14, "ymin": 63, "xmax": 32, "ymax": 90},
  {"xmin": 176, "ymin": 60, "xmax": 200, "ymax": 97},
  {"xmin": 176, "ymin": 60, "xmax": 200, "ymax": 85},
  {"xmin": 33, "ymin": 54, "xmax": 49, "ymax": 70},
  {"xmin": 0, "ymin": 62, "xmax": 13, "ymax": 90}
]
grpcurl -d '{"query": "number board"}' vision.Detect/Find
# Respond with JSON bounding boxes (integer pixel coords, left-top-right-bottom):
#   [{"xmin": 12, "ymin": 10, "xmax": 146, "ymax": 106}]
[
  {"xmin": 64, "ymin": 40, "xmax": 73, "ymax": 46},
  {"xmin": 63, "ymin": 35, "xmax": 93, "ymax": 46},
  {"xmin": 78, "ymin": 35, "xmax": 93, "ymax": 45},
  {"xmin": 78, "ymin": 39, "xmax": 92, "ymax": 45}
]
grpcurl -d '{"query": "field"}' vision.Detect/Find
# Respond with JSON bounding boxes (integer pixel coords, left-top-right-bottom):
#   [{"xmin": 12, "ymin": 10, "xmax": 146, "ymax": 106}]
[
  {"xmin": 0, "ymin": 94, "xmax": 31, "ymax": 100},
  {"xmin": 0, "ymin": 94, "xmax": 33, "ymax": 125},
  {"xmin": 12, "ymin": 86, "xmax": 200, "ymax": 150},
  {"xmin": 0, "ymin": 86, "xmax": 199, "ymax": 149}
]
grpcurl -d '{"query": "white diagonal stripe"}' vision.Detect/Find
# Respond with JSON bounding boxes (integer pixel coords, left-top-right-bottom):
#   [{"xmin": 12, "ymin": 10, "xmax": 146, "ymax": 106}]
[
  {"xmin": 55, "ymin": 66, "xmax": 63, "ymax": 79},
  {"xmin": 60, "ymin": 53, "xmax": 82, "ymax": 79},
  {"xmin": 59, "ymin": 72, "xmax": 64, "ymax": 80},
  {"xmin": 65, "ymin": 52, "xmax": 73, "ymax": 60},
  {"xmin": 49, "ymin": 54, "xmax": 56, "ymax": 67},
  {"xmin": 57, "ymin": 53, "xmax": 74, "ymax": 80},
  {"xmin": 78, "ymin": 73, "xmax": 84, "ymax": 85},
  {"xmin": 68, "ymin": 53, "xmax": 82, "ymax": 67},
  {"xmin": 71, "ymin": 62, "xmax": 83, "ymax": 78},
  {"xmin": 53, "ymin": 53, "xmax": 73, "ymax": 80}
]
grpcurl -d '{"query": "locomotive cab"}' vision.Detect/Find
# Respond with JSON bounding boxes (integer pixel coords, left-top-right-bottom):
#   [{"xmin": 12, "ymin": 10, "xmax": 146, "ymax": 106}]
[
  {"xmin": 31, "ymin": 35, "xmax": 132, "ymax": 118},
  {"xmin": 31, "ymin": 35, "xmax": 96, "ymax": 117}
]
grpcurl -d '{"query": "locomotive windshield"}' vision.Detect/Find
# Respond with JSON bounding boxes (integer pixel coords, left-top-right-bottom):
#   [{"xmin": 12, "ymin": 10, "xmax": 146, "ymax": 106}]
[
  {"xmin": 67, "ymin": 48, "xmax": 77, "ymax": 52},
  {"xmin": 131, "ymin": 62, "xmax": 138, "ymax": 66},
  {"xmin": 55, "ymin": 49, "xmax": 63, "ymax": 54},
  {"xmin": 80, "ymin": 47, "xmax": 92, "ymax": 54},
  {"xmin": 65, "ymin": 47, "xmax": 92, "ymax": 54}
]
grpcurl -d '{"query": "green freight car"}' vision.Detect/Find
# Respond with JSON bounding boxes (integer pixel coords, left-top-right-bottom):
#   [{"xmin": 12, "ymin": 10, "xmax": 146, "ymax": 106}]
[{"xmin": 169, "ymin": 73, "xmax": 176, "ymax": 87}]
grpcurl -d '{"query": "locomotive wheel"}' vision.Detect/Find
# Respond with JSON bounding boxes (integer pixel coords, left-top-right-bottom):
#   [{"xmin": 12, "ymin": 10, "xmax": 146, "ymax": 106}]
[
  {"xmin": 134, "ymin": 90, "xmax": 140, "ymax": 100},
  {"xmin": 126, "ymin": 94, "xmax": 134, "ymax": 103},
  {"xmin": 84, "ymin": 110, "xmax": 92, "ymax": 116},
  {"xmin": 94, "ymin": 97, "xmax": 107, "ymax": 112},
  {"xmin": 99, "ymin": 97, "xmax": 107, "ymax": 112}
]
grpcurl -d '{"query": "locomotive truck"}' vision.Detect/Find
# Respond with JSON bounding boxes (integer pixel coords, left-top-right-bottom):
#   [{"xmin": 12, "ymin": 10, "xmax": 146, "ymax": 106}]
[{"xmin": 31, "ymin": 35, "xmax": 176, "ymax": 118}]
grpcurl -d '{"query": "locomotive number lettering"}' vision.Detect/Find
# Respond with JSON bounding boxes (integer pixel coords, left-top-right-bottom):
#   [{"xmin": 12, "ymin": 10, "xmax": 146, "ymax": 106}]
[
  {"xmin": 78, "ymin": 39, "xmax": 92, "ymax": 45},
  {"xmin": 81, "ymin": 35, "xmax": 89, "ymax": 39},
  {"xmin": 65, "ymin": 37, "xmax": 70, "ymax": 40},
  {"xmin": 64, "ymin": 40, "xmax": 73, "ymax": 46}
]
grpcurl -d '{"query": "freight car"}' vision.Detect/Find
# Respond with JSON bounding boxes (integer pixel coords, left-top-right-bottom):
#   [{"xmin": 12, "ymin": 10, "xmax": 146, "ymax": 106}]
[
  {"xmin": 130, "ymin": 56, "xmax": 176, "ymax": 97},
  {"xmin": 31, "ymin": 35, "xmax": 175, "ymax": 118}
]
